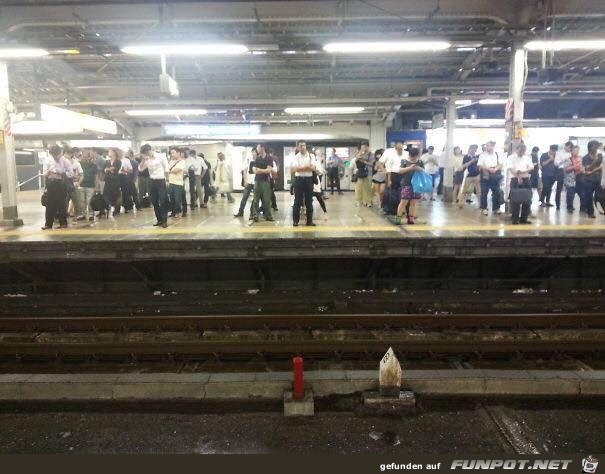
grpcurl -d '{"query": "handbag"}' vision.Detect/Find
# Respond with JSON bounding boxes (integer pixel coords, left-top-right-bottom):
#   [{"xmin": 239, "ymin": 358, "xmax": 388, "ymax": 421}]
[
  {"xmin": 510, "ymin": 187, "xmax": 532, "ymax": 205},
  {"xmin": 411, "ymin": 170, "xmax": 433, "ymax": 194},
  {"xmin": 41, "ymin": 190, "xmax": 48, "ymax": 207}
]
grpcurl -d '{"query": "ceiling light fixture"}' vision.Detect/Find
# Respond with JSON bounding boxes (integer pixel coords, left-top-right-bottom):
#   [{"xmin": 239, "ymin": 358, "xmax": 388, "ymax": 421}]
[
  {"xmin": 478, "ymin": 99, "xmax": 507, "ymax": 105},
  {"xmin": 323, "ymin": 41, "xmax": 450, "ymax": 54},
  {"xmin": 0, "ymin": 48, "xmax": 48, "ymax": 58},
  {"xmin": 125, "ymin": 109, "xmax": 208, "ymax": 117},
  {"xmin": 525, "ymin": 40, "xmax": 605, "ymax": 51},
  {"xmin": 121, "ymin": 43, "xmax": 249, "ymax": 56},
  {"xmin": 284, "ymin": 106, "xmax": 365, "ymax": 114}
]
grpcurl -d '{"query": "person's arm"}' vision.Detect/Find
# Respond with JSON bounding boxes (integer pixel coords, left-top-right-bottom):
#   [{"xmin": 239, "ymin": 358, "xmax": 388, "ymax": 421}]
[{"xmin": 399, "ymin": 163, "xmax": 419, "ymax": 174}]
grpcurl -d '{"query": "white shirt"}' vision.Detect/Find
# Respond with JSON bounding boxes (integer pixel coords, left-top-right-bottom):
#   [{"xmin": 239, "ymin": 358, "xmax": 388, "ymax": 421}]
[
  {"xmin": 451, "ymin": 154, "xmax": 464, "ymax": 172},
  {"xmin": 477, "ymin": 151, "xmax": 502, "ymax": 170},
  {"xmin": 293, "ymin": 152, "xmax": 316, "ymax": 177},
  {"xmin": 139, "ymin": 154, "xmax": 169, "ymax": 180},
  {"xmin": 507, "ymin": 153, "xmax": 533, "ymax": 178},
  {"xmin": 437, "ymin": 153, "xmax": 447, "ymax": 168},
  {"xmin": 422, "ymin": 153, "xmax": 439, "ymax": 174},
  {"xmin": 120, "ymin": 158, "xmax": 133, "ymax": 174},
  {"xmin": 379, "ymin": 148, "xmax": 408, "ymax": 173},
  {"xmin": 555, "ymin": 150, "xmax": 571, "ymax": 169},
  {"xmin": 242, "ymin": 156, "xmax": 254, "ymax": 186},
  {"xmin": 71, "ymin": 159, "xmax": 83, "ymax": 177},
  {"xmin": 168, "ymin": 159, "xmax": 186, "ymax": 185},
  {"xmin": 313, "ymin": 158, "xmax": 325, "ymax": 193},
  {"xmin": 185, "ymin": 156, "xmax": 207, "ymax": 176}
]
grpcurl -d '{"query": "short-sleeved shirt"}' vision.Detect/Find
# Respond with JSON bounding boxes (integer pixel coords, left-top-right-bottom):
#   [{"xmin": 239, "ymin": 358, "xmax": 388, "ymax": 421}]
[
  {"xmin": 251, "ymin": 157, "xmax": 272, "ymax": 182},
  {"xmin": 80, "ymin": 161, "xmax": 98, "ymax": 188},
  {"xmin": 168, "ymin": 159, "xmax": 186, "ymax": 185},
  {"xmin": 399, "ymin": 159, "xmax": 424, "ymax": 187},
  {"xmin": 463, "ymin": 154, "xmax": 480, "ymax": 177},
  {"xmin": 540, "ymin": 153, "xmax": 556, "ymax": 177},
  {"xmin": 293, "ymin": 152, "xmax": 315, "ymax": 177},
  {"xmin": 379, "ymin": 148, "xmax": 409, "ymax": 173}
]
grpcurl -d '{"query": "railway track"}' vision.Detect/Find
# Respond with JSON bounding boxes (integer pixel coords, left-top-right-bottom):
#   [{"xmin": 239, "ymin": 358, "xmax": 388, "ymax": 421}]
[{"xmin": 0, "ymin": 313, "xmax": 603, "ymax": 361}]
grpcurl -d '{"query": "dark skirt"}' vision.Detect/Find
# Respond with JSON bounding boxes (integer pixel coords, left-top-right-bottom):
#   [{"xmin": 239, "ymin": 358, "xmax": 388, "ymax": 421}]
[{"xmin": 103, "ymin": 176, "xmax": 122, "ymax": 206}]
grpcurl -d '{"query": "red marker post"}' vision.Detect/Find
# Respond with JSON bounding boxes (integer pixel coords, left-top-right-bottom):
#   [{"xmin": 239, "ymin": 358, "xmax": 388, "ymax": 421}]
[{"xmin": 292, "ymin": 356, "xmax": 304, "ymax": 399}]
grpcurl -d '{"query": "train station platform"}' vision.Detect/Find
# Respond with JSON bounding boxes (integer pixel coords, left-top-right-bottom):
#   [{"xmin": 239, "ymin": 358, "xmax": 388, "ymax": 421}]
[{"xmin": 1, "ymin": 190, "xmax": 605, "ymax": 261}]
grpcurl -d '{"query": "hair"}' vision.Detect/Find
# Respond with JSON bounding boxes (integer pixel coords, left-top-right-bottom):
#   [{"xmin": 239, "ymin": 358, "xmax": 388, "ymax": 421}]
[
  {"xmin": 296, "ymin": 140, "xmax": 306, "ymax": 146},
  {"xmin": 564, "ymin": 141, "xmax": 573, "ymax": 148},
  {"xmin": 428, "ymin": 146, "xmax": 434, "ymax": 151},
  {"xmin": 257, "ymin": 143, "xmax": 266, "ymax": 151},
  {"xmin": 409, "ymin": 147, "xmax": 420, "ymax": 158},
  {"xmin": 531, "ymin": 146, "xmax": 539, "ymax": 153},
  {"xmin": 198, "ymin": 152, "xmax": 205, "ymax": 159},
  {"xmin": 394, "ymin": 140, "xmax": 403, "ymax": 145},
  {"xmin": 109, "ymin": 147, "xmax": 123, "ymax": 160},
  {"xmin": 81, "ymin": 149, "xmax": 95, "ymax": 164},
  {"xmin": 140, "ymin": 144, "xmax": 152, "ymax": 155},
  {"xmin": 374, "ymin": 148, "xmax": 384, "ymax": 158},
  {"xmin": 189, "ymin": 149, "xmax": 197, "ymax": 157},
  {"xmin": 454, "ymin": 146, "xmax": 462, "ymax": 154},
  {"xmin": 588, "ymin": 140, "xmax": 602, "ymax": 154},
  {"xmin": 360, "ymin": 140, "xmax": 369, "ymax": 147},
  {"xmin": 549, "ymin": 144, "xmax": 559, "ymax": 152},
  {"xmin": 62, "ymin": 146, "xmax": 73, "ymax": 156},
  {"xmin": 469, "ymin": 144, "xmax": 478, "ymax": 150},
  {"xmin": 49, "ymin": 144, "xmax": 62, "ymax": 158}
]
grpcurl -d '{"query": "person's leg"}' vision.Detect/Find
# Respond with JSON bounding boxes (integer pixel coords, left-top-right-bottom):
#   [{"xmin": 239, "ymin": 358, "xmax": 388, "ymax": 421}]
[
  {"xmin": 490, "ymin": 178, "xmax": 500, "ymax": 212},
  {"xmin": 236, "ymin": 184, "xmax": 252, "ymax": 216},
  {"xmin": 130, "ymin": 178, "xmax": 140, "ymax": 210},
  {"xmin": 365, "ymin": 177, "xmax": 373, "ymax": 205},
  {"xmin": 355, "ymin": 178, "xmax": 363, "ymax": 204},
  {"xmin": 555, "ymin": 172, "xmax": 564, "ymax": 209},
  {"xmin": 44, "ymin": 181, "xmax": 57, "ymax": 228},
  {"xmin": 56, "ymin": 182, "xmax": 68, "ymax": 226},
  {"xmin": 194, "ymin": 176, "xmax": 202, "ymax": 208},
  {"xmin": 293, "ymin": 178, "xmax": 304, "ymax": 225},
  {"xmin": 431, "ymin": 173, "xmax": 440, "ymax": 200},
  {"xmin": 396, "ymin": 199, "xmax": 408, "ymax": 219},
  {"xmin": 542, "ymin": 176, "xmax": 554, "ymax": 205},
  {"xmin": 304, "ymin": 178, "xmax": 314, "ymax": 224},
  {"xmin": 586, "ymin": 181, "xmax": 597, "ymax": 217},
  {"xmin": 453, "ymin": 184, "xmax": 460, "ymax": 202},
  {"xmin": 408, "ymin": 200, "xmax": 417, "ymax": 223},
  {"xmin": 158, "ymin": 181, "xmax": 168, "ymax": 224},
  {"xmin": 520, "ymin": 199, "xmax": 531, "ymax": 223},
  {"xmin": 480, "ymin": 179, "xmax": 489, "ymax": 210},
  {"xmin": 566, "ymin": 185, "xmax": 575, "ymax": 211},
  {"xmin": 261, "ymin": 181, "xmax": 273, "ymax": 220},
  {"xmin": 189, "ymin": 175, "xmax": 196, "ymax": 208},
  {"xmin": 181, "ymin": 185, "xmax": 188, "ymax": 216},
  {"xmin": 150, "ymin": 181, "xmax": 161, "ymax": 223}
]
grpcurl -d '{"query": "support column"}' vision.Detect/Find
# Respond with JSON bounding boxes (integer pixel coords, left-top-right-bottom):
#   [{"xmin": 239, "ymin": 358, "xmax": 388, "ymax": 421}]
[
  {"xmin": 442, "ymin": 97, "xmax": 457, "ymax": 203},
  {"xmin": 505, "ymin": 45, "xmax": 526, "ymax": 154},
  {"xmin": 0, "ymin": 62, "xmax": 22, "ymax": 227},
  {"xmin": 369, "ymin": 120, "xmax": 387, "ymax": 152}
]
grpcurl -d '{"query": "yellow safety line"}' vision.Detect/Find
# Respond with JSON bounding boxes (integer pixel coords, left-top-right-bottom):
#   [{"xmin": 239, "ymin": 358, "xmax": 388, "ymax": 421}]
[{"xmin": 406, "ymin": 224, "xmax": 605, "ymax": 232}]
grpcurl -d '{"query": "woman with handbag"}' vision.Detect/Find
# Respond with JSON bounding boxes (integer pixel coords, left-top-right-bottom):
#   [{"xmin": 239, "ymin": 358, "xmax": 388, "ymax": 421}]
[
  {"xmin": 103, "ymin": 148, "xmax": 123, "ymax": 217},
  {"xmin": 507, "ymin": 143, "xmax": 534, "ymax": 225},
  {"xmin": 41, "ymin": 145, "xmax": 73, "ymax": 230},
  {"xmin": 354, "ymin": 140, "xmax": 374, "ymax": 207}
]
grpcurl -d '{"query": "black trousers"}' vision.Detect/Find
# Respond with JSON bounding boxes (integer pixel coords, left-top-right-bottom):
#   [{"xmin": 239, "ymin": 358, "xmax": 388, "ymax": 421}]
[
  {"xmin": 541, "ymin": 172, "xmax": 563, "ymax": 207},
  {"xmin": 201, "ymin": 180, "xmax": 212, "ymax": 204},
  {"xmin": 238, "ymin": 184, "xmax": 254, "ymax": 215},
  {"xmin": 120, "ymin": 175, "xmax": 134, "ymax": 211},
  {"xmin": 270, "ymin": 179, "xmax": 278, "ymax": 210},
  {"xmin": 150, "ymin": 179, "xmax": 168, "ymax": 225},
  {"xmin": 293, "ymin": 176, "xmax": 314, "ymax": 224},
  {"xmin": 509, "ymin": 178, "xmax": 531, "ymax": 224},
  {"xmin": 327, "ymin": 167, "xmax": 340, "ymax": 193},
  {"xmin": 554, "ymin": 168, "xmax": 564, "ymax": 208},
  {"xmin": 45, "ymin": 179, "xmax": 68, "ymax": 227}
]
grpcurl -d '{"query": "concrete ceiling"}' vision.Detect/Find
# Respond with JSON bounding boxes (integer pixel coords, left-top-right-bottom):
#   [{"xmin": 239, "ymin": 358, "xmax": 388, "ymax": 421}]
[{"xmin": 1, "ymin": 0, "xmax": 605, "ymax": 136}]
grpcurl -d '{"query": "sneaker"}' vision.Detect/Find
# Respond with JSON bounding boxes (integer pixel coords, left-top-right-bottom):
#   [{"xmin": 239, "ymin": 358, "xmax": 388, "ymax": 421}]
[
  {"xmin": 481, "ymin": 209, "xmax": 489, "ymax": 216},
  {"xmin": 153, "ymin": 222, "xmax": 161, "ymax": 226},
  {"xmin": 41, "ymin": 226, "xmax": 52, "ymax": 230},
  {"xmin": 494, "ymin": 210, "xmax": 503, "ymax": 215},
  {"xmin": 293, "ymin": 222, "xmax": 299, "ymax": 227},
  {"xmin": 520, "ymin": 220, "xmax": 532, "ymax": 224},
  {"xmin": 306, "ymin": 222, "xmax": 316, "ymax": 227},
  {"xmin": 266, "ymin": 217, "xmax": 275, "ymax": 222},
  {"xmin": 161, "ymin": 222, "xmax": 168, "ymax": 228},
  {"xmin": 234, "ymin": 213, "xmax": 244, "ymax": 217},
  {"xmin": 546, "ymin": 203, "xmax": 554, "ymax": 207}
]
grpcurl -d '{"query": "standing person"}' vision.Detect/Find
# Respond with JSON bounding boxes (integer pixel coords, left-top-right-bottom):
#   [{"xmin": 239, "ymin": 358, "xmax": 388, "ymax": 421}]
[
  {"xmin": 200, "ymin": 153, "xmax": 212, "ymax": 208},
  {"xmin": 167, "ymin": 148, "xmax": 186, "ymax": 219},
  {"xmin": 539, "ymin": 144, "xmax": 558, "ymax": 207},
  {"xmin": 269, "ymin": 149, "xmax": 279, "ymax": 212},
  {"xmin": 103, "ymin": 148, "xmax": 123, "ymax": 216},
  {"xmin": 41, "ymin": 144, "xmax": 73, "ymax": 230},
  {"xmin": 563, "ymin": 145, "xmax": 582, "ymax": 213},
  {"xmin": 214, "ymin": 152, "xmax": 235, "ymax": 203},
  {"xmin": 79, "ymin": 149, "xmax": 98, "ymax": 221},
  {"xmin": 579, "ymin": 140, "xmax": 603, "ymax": 219},
  {"xmin": 421, "ymin": 146, "xmax": 440, "ymax": 201},
  {"xmin": 234, "ymin": 148, "xmax": 256, "ymax": 218},
  {"xmin": 138, "ymin": 145, "xmax": 169, "ymax": 228},
  {"xmin": 187, "ymin": 149, "xmax": 207, "ymax": 210},
  {"xmin": 65, "ymin": 147, "xmax": 84, "ymax": 220},
  {"xmin": 379, "ymin": 140, "xmax": 408, "ymax": 215},
  {"xmin": 312, "ymin": 154, "xmax": 328, "ymax": 216},
  {"xmin": 507, "ymin": 143, "xmax": 533, "ymax": 224},
  {"xmin": 477, "ymin": 140, "xmax": 503, "ymax": 216},
  {"xmin": 530, "ymin": 146, "xmax": 541, "ymax": 196},
  {"xmin": 179, "ymin": 149, "xmax": 189, "ymax": 217},
  {"xmin": 396, "ymin": 147, "xmax": 424, "ymax": 225},
  {"xmin": 553, "ymin": 142, "xmax": 572, "ymax": 211},
  {"xmin": 137, "ymin": 149, "xmax": 151, "ymax": 207},
  {"xmin": 326, "ymin": 148, "xmax": 343, "ymax": 195},
  {"xmin": 119, "ymin": 150, "xmax": 134, "ymax": 213},
  {"xmin": 372, "ymin": 148, "xmax": 386, "ymax": 208},
  {"xmin": 460, "ymin": 144, "xmax": 480, "ymax": 207},
  {"xmin": 354, "ymin": 140, "xmax": 374, "ymax": 207},
  {"xmin": 451, "ymin": 146, "xmax": 465, "ymax": 203},
  {"xmin": 437, "ymin": 147, "xmax": 447, "ymax": 195},
  {"xmin": 292, "ymin": 140, "xmax": 317, "ymax": 227},
  {"xmin": 250, "ymin": 144, "xmax": 274, "ymax": 223}
]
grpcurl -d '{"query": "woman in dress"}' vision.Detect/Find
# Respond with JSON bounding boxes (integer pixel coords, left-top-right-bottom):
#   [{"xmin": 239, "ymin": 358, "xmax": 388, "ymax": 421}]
[{"xmin": 103, "ymin": 148, "xmax": 123, "ymax": 216}]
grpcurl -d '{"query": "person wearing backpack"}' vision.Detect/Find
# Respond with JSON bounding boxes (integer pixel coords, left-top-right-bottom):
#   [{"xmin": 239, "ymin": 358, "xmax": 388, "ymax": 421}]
[
  {"xmin": 354, "ymin": 140, "xmax": 373, "ymax": 207},
  {"xmin": 477, "ymin": 140, "xmax": 504, "ymax": 216}
]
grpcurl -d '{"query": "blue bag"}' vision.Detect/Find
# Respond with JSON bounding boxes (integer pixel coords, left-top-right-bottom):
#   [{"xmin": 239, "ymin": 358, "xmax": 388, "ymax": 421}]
[{"xmin": 411, "ymin": 170, "xmax": 433, "ymax": 194}]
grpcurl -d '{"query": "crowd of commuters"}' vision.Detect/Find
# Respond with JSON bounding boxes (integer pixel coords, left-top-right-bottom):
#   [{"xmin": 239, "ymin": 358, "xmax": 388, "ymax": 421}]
[
  {"xmin": 41, "ymin": 144, "xmax": 228, "ymax": 229},
  {"xmin": 40, "ymin": 137, "xmax": 605, "ymax": 230}
]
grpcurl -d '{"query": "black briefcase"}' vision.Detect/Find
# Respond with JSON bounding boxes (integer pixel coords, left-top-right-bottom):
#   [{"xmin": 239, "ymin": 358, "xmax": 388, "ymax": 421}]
[{"xmin": 510, "ymin": 187, "xmax": 532, "ymax": 205}]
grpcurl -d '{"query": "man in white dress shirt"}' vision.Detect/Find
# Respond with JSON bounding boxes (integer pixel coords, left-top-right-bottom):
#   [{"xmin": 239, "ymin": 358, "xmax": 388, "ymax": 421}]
[
  {"xmin": 477, "ymin": 140, "xmax": 504, "ymax": 216},
  {"xmin": 507, "ymin": 142, "xmax": 534, "ymax": 225},
  {"xmin": 291, "ymin": 140, "xmax": 317, "ymax": 226},
  {"xmin": 138, "ymin": 144, "xmax": 169, "ymax": 227},
  {"xmin": 379, "ymin": 140, "xmax": 408, "ymax": 214},
  {"xmin": 553, "ymin": 141, "xmax": 573, "ymax": 210}
]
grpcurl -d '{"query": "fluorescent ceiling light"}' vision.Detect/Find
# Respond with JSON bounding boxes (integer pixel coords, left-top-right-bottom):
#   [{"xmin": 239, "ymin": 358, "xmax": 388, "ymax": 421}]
[
  {"xmin": 323, "ymin": 41, "xmax": 450, "ymax": 54},
  {"xmin": 121, "ymin": 43, "xmax": 248, "ymax": 56},
  {"xmin": 478, "ymin": 99, "xmax": 507, "ymax": 105},
  {"xmin": 163, "ymin": 124, "xmax": 261, "ymax": 137},
  {"xmin": 0, "ymin": 48, "xmax": 48, "ymax": 58},
  {"xmin": 455, "ymin": 118, "xmax": 505, "ymax": 126},
  {"xmin": 525, "ymin": 40, "xmax": 605, "ymax": 51},
  {"xmin": 125, "ymin": 109, "xmax": 208, "ymax": 117},
  {"xmin": 455, "ymin": 100, "xmax": 473, "ymax": 106},
  {"xmin": 284, "ymin": 106, "xmax": 365, "ymax": 114},
  {"xmin": 40, "ymin": 104, "xmax": 117, "ymax": 135},
  {"xmin": 12, "ymin": 121, "xmax": 83, "ymax": 135}
]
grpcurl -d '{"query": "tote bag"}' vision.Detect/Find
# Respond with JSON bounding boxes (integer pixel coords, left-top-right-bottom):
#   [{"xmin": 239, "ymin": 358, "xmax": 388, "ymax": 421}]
[{"xmin": 411, "ymin": 170, "xmax": 433, "ymax": 194}]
